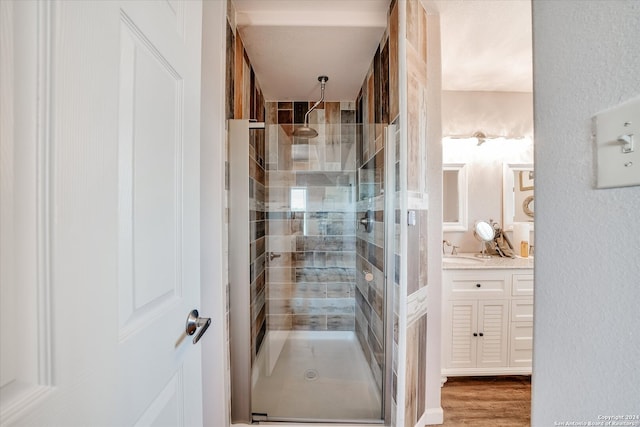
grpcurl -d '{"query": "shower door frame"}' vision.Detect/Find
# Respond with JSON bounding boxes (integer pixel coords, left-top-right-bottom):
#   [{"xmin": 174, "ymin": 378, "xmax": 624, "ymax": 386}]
[
  {"xmin": 228, "ymin": 120, "xmax": 396, "ymax": 425},
  {"xmin": 382, "ymin": 124, "xmax": 396, "ymax": 426}
]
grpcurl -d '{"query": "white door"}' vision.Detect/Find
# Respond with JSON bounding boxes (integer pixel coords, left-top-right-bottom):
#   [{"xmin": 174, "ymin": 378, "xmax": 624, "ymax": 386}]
[{"xmin": 1, "ymin": 1, "xmax": 208, "ymax": 425}]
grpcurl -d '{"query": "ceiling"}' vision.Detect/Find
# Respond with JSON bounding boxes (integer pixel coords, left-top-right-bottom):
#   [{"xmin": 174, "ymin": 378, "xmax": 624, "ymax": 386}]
[{"xmin": 232, "ymin": 0, "xmax": 532, "ymax": 101}]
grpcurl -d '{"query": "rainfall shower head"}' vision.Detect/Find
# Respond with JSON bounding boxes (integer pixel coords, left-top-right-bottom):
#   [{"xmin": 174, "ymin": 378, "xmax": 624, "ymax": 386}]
[
  {"xmin": 293, "ymin": 125, "xmax": 320, "ymax": 138},
  {"xmin": 293, "ymin": 75, "xmax": 329, "ymax": 139}
]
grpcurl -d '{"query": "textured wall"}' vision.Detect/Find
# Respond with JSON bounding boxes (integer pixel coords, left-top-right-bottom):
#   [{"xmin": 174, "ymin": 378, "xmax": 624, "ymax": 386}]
[
  {"xmin": 441, "ymin": 91, "xmax": 533, "ymax": 139},
  {"xmin": 532, "ymin": 1, "xmax": 640, "ymax": 424}
]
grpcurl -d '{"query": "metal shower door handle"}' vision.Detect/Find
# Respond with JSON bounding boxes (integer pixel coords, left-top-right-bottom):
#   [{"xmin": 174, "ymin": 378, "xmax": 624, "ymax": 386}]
[{"xmin": 185, "ymin": 309, "xmax": 211, "ymax": 344}]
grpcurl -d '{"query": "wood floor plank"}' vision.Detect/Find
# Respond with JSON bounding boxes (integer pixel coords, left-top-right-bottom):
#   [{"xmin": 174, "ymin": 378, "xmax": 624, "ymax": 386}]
[{"xmin": 439, "ymin": 376, "xmax": 531, "ymax": 426}]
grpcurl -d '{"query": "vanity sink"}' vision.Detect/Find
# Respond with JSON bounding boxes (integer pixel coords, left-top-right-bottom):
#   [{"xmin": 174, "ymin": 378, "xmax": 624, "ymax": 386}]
[
  {"xmin": 442, "ymin": 255, "xmax": 486, "ymax": 265},
  {"xmin": 443, "ymin": 253, "xmax": 534, "ymax": 269}
]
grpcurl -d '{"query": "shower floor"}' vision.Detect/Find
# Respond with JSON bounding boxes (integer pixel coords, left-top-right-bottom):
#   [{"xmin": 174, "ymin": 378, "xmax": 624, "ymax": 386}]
[{"xmin": 251, "ymin": 331, "xmax": 383, "ymax": 422}]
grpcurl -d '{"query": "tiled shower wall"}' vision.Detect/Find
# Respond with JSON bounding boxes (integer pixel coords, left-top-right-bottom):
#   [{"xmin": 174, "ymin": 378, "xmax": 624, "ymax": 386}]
[
  {"xmin": 225, "ymin": 2, "xmax": 267, "ymax": 364},
  {"xmin": 249, "ymin": 126, "xmax": 266, "ymax": 359},
  {"xmin": 354, "ymin": 24, "xmax": 391, "ymax": 392},
  {"xmin": 264, "ymin": 101, "xmax": 358, "ymax": 331}
]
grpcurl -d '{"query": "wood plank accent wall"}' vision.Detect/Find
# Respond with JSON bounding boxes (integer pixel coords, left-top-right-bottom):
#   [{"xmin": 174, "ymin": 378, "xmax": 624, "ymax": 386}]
[
  {"xmin": 226, "ymin": 6, "xmax": 267, "ymax": 362},
  {"xmin": 403, "ymin": 1, "xmax": 430, "ymax": 426}
]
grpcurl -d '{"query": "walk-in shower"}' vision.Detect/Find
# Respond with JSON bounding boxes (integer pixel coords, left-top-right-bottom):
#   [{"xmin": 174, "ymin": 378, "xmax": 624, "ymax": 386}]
[{"xmin": 229, "ymin": 103, "xmax": 395, "ymax": 423}]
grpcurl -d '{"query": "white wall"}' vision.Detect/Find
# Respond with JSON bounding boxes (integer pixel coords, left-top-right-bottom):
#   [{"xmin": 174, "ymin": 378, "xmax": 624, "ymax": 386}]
[
  {"xmin": 532, "ymin": 1, "xmax": 640, "ymax": 424},
  {"xmin": 442, "ymin": 91, "xmax": 533, "ymax": 139}
]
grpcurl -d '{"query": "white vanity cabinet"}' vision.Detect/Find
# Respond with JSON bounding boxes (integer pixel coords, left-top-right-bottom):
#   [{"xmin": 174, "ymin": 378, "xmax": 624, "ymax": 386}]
[{"xmin": 442, "ymin": 263, "xmax": 534, "ymax": 377}]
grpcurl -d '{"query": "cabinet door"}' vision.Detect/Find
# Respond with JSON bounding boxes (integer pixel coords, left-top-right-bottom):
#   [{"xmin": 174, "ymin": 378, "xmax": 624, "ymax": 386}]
[
  {"xmin": 445, "ymin": 301, "xmax": 478, "ymax": 369},
  {"xmin": 476, "ymin": 300, "xmax": 509, "ymax": 368}
]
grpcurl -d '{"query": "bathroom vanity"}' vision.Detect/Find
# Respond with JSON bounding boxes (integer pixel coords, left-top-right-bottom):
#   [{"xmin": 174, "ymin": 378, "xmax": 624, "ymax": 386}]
[{"xmin": 441, "ymin": 255, "xmax": 534, "ymax": 379}]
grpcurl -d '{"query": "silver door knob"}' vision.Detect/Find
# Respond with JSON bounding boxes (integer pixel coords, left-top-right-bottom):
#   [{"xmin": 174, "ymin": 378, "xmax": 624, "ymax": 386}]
[{"xmin": 185, "ymin": 309, "xmax": 211, "ymax": 344}]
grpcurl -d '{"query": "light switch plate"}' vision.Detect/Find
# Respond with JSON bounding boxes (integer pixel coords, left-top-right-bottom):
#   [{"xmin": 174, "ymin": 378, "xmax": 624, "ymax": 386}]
[
  {"xmin": 407, "ymin": 210, "xmax": 416, "ymax": 226},
  {"xmin": 593, "ymin": 96, "xmax": 640, "ymax": 189}
]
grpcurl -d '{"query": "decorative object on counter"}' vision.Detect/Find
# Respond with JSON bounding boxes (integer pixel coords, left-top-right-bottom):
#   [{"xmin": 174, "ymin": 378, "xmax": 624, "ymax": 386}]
[
  {"xmin": 513, "ymin": 223, "xmax": 530, "ymax": 258},
  {"xmin": 522, "ymin": 195, "xmax": 534, "ymax": 218},
  {"xmin": 495, "ymin": 233, "xmax": 515, "ymax": 257},
  {"xmin": 442, "ymin": 240, "xmax": 459, "ymax": 255},
  {"xmin": 473, "ymin": 220, "xmax": 495, "ymax": 259},
  {"xmin": 474, "ymin": 219, "xmax": 516, "ymax": 258}
]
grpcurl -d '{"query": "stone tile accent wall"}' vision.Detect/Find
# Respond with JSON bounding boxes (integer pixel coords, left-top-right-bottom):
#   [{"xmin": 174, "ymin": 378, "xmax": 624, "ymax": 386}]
[{"xmin": 265, "ymin": 101, "xmax": 358, "ymax": 331}]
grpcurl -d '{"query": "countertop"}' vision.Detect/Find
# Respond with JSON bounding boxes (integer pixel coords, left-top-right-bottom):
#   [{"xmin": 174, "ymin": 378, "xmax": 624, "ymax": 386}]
[{"xmin": 442, "ymin": 253, "xmax": 534, "ymax": 270}]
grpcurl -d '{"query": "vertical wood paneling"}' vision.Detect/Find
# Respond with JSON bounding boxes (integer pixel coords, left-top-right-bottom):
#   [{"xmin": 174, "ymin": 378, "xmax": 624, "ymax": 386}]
[
  {"xmin": 389, "ymin": 1, "xmax": 399, "ymax": 122},
  {"xmin": 233, "ymin": 33, "xmax": 243, "ymax": 118}
]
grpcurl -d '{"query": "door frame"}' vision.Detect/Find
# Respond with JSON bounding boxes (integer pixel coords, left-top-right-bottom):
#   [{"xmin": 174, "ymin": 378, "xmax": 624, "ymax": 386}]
[{"xmin": 199, "ymin": 1, "xmax": 230, "ymax": 426}]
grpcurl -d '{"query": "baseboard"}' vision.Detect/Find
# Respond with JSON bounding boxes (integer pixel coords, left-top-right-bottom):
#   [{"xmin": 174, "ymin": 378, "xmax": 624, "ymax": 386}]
[{"xmin": 419, "ymin": 407, "xmax": 444, "ymax": 426}]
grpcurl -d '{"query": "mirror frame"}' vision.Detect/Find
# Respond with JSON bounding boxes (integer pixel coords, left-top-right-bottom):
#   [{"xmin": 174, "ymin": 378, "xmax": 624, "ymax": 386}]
[
  {"xmin": 443, "ymin": 163, "xmax": 468, "ymax": 231},
  {"xmin": 503, "ymin": 163, "xmax": 534, "ymax": 231}
]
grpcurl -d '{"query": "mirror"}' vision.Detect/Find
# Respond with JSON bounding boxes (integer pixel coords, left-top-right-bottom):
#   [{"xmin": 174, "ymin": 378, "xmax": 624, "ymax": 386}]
[
  {"xmin": 473, "ymin": 220, "xmax": 495, "ymax": 258},
  {"xmin": 443, "ymin": 163, "xmax": 468, "ymax": 231},
  {"xmin": 503, "ymin": 163, "xmax": 534, "ymax": 230},
  {"xmin": 474, "ymin": 220, "xmax": 495, "ymax": 242}
]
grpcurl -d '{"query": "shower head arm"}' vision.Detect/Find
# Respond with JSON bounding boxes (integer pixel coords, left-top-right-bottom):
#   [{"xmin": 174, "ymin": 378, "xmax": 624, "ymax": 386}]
[
  {"xmin": 302, "ymin": 76, "xmax": 328, "ymax": 127},
  {"xmin": 303, "ymin": 95, "xmax": 324, "ymax": 126}
]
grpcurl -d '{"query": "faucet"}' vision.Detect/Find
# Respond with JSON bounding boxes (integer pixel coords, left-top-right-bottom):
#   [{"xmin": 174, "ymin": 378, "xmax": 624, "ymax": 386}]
[{"xmin": 442, "ymin": 240, "xmax": 459, "ymax": 255}]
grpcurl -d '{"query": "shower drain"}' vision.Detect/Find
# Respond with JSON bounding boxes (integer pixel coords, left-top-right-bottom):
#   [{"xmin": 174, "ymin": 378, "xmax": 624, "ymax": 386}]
[{"xmin": 304, "ymin": 369, "xmax": 319, "ymax": 381}]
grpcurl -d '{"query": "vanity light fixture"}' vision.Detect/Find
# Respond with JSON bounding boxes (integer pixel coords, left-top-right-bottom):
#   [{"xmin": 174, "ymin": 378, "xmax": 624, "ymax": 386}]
[
  {"xmin": 444, "ymin": 131, "xmax": 494, "ymax": 146},
  {"xmin": 473, "ymin": 131, "xmax": 487, "ymax": 146}
]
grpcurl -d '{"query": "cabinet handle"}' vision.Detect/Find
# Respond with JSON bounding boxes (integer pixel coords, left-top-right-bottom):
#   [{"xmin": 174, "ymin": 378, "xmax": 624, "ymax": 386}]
[
  {"xmin": 479, "ymin": 332, "xmax": 484, "ymax": 337},
  {"xmin": 473, "ymin": 333, "xmax": 478, "ymax": 337},
  {"xmin": 476, "ymin": 283, "xmax": 481, "ymax": 288}
]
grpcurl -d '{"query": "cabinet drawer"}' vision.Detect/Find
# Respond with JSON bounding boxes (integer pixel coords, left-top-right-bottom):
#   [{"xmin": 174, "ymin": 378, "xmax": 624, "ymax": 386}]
[
  {"xmin": 510, "ymin": 321, "xmax": 533, "ymax": 368},
  {"xmin": 449, "ymin": 274, "xmax": 507, "ymax": 299},
  {"xmin": 511, "ymin": 299, "xmax": 534, "ymax": 322},
  {"xmin": 512, "ymin": 274, "xmax": 534, "ymax": 296}
]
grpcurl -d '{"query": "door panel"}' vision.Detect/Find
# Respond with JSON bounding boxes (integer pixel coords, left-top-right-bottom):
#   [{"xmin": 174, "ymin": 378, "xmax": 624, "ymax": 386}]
[
  {"xmin": 0, "ymin": 2, "xmax": 204, "ymax": 425},
  {"xmin": 117, "ymin": 7, "xmax": 185, "ymax": 338},
  {"xmin": 476, "ymin": 300, "xmax": 509, "ymax": 367},
  {"xmin": 447, "ymin": 301, "xmax": 477, "ymax": 369}
]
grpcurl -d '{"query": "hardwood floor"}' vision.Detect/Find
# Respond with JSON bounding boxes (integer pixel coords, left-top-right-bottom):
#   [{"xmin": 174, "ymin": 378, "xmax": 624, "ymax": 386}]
[{"xmin": 439, "ymin": 376, "xmax": 531, "ymax": 426}]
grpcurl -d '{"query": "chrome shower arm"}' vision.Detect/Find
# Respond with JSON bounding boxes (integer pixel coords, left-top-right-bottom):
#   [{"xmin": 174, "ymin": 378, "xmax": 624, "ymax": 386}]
[{"xmin": 302, "ymin": 75, "xmax": 328, "ymax": 126}]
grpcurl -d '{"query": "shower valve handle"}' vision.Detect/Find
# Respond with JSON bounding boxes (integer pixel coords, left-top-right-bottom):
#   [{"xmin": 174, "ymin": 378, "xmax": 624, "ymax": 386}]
[{"xmin": 359, "ymin": 210, "xmax": 373, "ymax": 233}]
